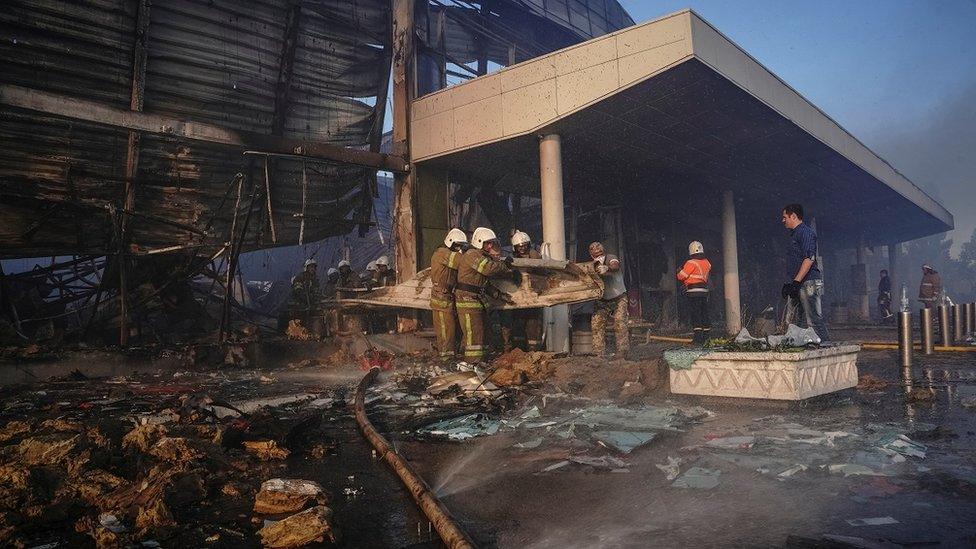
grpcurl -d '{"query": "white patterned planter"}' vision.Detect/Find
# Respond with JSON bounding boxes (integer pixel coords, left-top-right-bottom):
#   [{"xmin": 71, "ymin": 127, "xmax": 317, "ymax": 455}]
[{"xmin": 669, "ymin": 345, "xmax": 860, "ymax": 401}]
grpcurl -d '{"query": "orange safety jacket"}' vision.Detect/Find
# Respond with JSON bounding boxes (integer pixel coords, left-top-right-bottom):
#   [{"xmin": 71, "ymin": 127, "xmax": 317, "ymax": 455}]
[{"xmin": 677, "ymin": 257, "xmax": 711, "ymax": 293}]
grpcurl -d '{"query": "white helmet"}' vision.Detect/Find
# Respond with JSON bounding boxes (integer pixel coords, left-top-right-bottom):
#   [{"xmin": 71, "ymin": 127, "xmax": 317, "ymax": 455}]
[
  {"xmin": 376, "ymin": 255, "xmax": 389, "ymax": 267},
  {"xmin": 688, "ymin": 241, "xmax": 704, "ymax": 256},
  {"xmin": 366, "ymin": 261, "xmax": 377, "ymax": 271},
  {"xmin": 338, "ymin": 259, "xmax": 350, "ymax": 268},
  {"xmin": 471, "ymin": 227, "xmax": 498, "ymax": 249},
  {"xmin": 304, "ymin": 258, "xmax": 317, "ymax": 268},
  {"xmin": 511, "ymin": 230, "xmax": 531, "ymax": 247},
  {"xmin": 444, "ymin": 228, "xmax": 467, "ymax": 248},
  {"xmin": 327, "ymin": 268, "xmax": 338, "ymax": 276}
]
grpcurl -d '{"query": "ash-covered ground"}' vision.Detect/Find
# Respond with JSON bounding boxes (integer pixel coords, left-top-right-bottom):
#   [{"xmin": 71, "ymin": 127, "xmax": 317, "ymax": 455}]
[{"xmin": 0, "ymin": 330, "xmax": 974, "ymax": 548}]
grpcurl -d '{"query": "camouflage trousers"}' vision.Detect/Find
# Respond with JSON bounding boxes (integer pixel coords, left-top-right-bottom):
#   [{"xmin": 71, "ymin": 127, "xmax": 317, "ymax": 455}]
[{"xmin": 592, "ymin": 294, "xmax": 629, "ymax": 356}]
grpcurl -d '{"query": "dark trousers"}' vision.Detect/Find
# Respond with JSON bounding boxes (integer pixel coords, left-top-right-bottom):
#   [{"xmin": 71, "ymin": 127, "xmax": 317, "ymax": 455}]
[{"xmin": 688, "ymin": 293, "xmax": 711, "ymax": 345}]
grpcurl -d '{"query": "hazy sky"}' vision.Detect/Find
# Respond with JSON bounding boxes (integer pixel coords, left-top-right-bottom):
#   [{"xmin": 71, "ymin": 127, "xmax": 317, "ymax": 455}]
[{"xmin": 618, "ymin": 0, "xmax": 976, "ymax": 252}]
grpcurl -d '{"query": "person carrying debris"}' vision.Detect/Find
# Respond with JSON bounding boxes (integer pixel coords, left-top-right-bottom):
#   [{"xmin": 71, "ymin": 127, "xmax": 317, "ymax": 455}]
[
  {"xmin": 781, "ymin": 203, "xmax": 829, "ymax": 341},
  {"xmin": 429, "ymin": 228, "xmax": 468, "ymax": 358},
  {"xmin": 510, "ymin": 230, "xmax": 544, "ymax": 351},
  {"xmin": 373, "ymin": 255, "xmax": 396, "ymax": 287},
  {"xmin": 588, "ymin": 241, "xmax": 629, "ymax": 358},
  {"xmin": 362, "ymin": 261, "xmax": 377, "ymax": 290},
  {"xmin": 290, "ymin": 258, "xmax": 323, "ymax": 336},
  {"xmin": 918, "ymin": 264, "xmax": 941, "ymax": 309},
  {"xmin": 336, "ymin": 259, "xmax": 360, "ymax": 290},
  {"xmin": 455, "ymin": 227, "xmax": 514, "ymax": 362},
  {"xmin": 877, "ymin": 269, "xmax": 893, "ymax": 321},
  {"xmin": 677, "ymin": 241, "xmax": 712, "ymax": 346},
  {"xmin": 324, "ymin": 268, "xmax": 340, "ymax": 298}
]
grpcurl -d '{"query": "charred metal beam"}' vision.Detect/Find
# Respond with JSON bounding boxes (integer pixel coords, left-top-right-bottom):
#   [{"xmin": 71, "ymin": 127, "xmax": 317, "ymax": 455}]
[
  {"xmin": 123, "ymin": 0, "xmax": 151, "ymax": 215},
  {"xmin": 0, "ymin": 84, "xmax": 409, "ymax": 173},
  {"xmin": 271, "ymin": 0, "xmax": 301, "ymax": 137}
]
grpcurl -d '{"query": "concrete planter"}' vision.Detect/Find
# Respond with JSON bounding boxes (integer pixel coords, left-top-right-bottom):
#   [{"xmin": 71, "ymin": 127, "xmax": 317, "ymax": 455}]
[{"xmin": 669, "ymin": 345, "xmax": 860, "ymax": 401}]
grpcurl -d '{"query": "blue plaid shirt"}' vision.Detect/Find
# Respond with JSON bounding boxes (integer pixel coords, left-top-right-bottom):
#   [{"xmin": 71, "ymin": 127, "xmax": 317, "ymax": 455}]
[{"xmin": 789, "ymin": 222, "xmax": 821, "ymax": 282}]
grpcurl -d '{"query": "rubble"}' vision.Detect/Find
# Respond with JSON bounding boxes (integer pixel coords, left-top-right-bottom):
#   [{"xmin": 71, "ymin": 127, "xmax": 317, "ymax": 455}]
[
  {"xmin": 672, "ymin": 466, "xmax": 721, "ymax": 489},
  {"xmin": 488, "ymin": 349, "xmax": 556, "ymax": 386},
  {"xmin": 243, "ymin": 440, "xmax": 290, "ymax": 460},
  {"xmin": 257, "ymin": 506, "xmax": 339, "ymax": 547},
  {"xmin": 285, "ymin": 320, "xmax": 316, "ymax": 341},
  {"xmin": 253, "ymin": 479, "xmax": 326, "ymax": 515}
]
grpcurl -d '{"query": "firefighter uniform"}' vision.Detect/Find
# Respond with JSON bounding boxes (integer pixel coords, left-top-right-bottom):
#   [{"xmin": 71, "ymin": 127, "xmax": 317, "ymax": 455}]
[
  {"xmin": 512, "ymin": 247, "xmax": 543, "ymax": 351},
  {"xmin": 290, "ymin": 267, "xmax": 322, "ymax": 336},
  {"xmin": 677, "ymin": 244, "xmax": 712, "ymax": 345},
  {"xmin": 590, "ymin": 252, "xmax": 629, "ymax": 357},
  {"xmin": 429, "ymin": 246, "xmax": 462, "ymax": 357},
  {"xmin": 455, "ymin": 248, "xmax": 511, "ymax": 360},
  {"xmin": 918, "ymin": 266, "xmax": 941, "ymax": 309}
]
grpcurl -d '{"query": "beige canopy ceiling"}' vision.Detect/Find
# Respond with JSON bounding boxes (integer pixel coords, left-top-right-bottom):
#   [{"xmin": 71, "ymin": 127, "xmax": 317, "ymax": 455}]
[{"xmin": 409, "ymin": 9, "xmax": 953, "ymax": 247}]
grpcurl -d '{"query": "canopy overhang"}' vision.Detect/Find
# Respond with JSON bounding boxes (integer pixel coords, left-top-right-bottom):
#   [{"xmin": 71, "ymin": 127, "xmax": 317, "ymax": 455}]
[{"xmin": 409, "ymin": 10, "xmax": 953, "ymax": 248}]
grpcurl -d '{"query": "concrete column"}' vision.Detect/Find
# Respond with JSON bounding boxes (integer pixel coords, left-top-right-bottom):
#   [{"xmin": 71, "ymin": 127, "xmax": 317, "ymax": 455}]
[
  {"xmin": 540, "ymin": 134, "xmax": 570, "ymax": 353},
  {"xmin": 721, "ymin": 190, "xmax": 741, "ymax": 335},
  {"xmin": 888, "ymin": 243, "xmax": 899, "ymax": 307},
  {"xmin": 853, "ymin": 240, "xmax": 869, "ymax": 321}
]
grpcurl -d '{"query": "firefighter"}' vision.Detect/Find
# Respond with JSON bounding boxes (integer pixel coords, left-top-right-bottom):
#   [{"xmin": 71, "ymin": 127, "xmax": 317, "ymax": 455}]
[
  {"xmin": 918, "ymin": 264, "xmax": 942, "ymax": 309},
  {"xmin": 510, "ymin": 230, "xmax": 544, "ymax": 351},
  {"xmin": 362, "ymin": 261, "xmax": 377, "ymax": 289},
  {"xmin": 374, "ymin": 255, "xmax": 396, "ymax": 287},
  {"xmin": 429, "ymin": 228, "xmax": 467, "ymax": 358},
  {"xmin": 324, "ymin": 268, "xmax": 340, "ymax": 297},
  {"xmin": 677, "ymin": 241, "xmax": 712, "ymax": 346},
  {"xmin": 323, "ymin": 267, "xmax": 340, "ymax": 337},
  {"xmin": 335, "ymin": 259, "xmax": 363, "ymax": 332},
  {"xmin": 588, "ymin": 241, "xmax": 629, "ymax": 358},
  {"xmin": 455, "ymin": 227, "xmax": 513, "ymax": 362},
  {"xmin": 877, "ymin": 269, "xmax": 893, "ymax": 321},
  {"xmin": 290, "ymin": 258, "xmax": 322, "ymax": 336},
  {"xmin": 336, "ymin": 259, "xmax": 359, "ymax": 289}
]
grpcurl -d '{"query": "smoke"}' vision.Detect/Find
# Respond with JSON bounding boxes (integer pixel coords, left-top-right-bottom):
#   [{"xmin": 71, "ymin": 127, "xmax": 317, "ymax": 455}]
[{"xmin": 865, "ymin": 75, "xmax": 976, "ymax": 255}]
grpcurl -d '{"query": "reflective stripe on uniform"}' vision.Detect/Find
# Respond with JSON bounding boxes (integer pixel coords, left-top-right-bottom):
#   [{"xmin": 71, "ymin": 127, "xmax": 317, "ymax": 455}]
[
  {"xmin": 455, "ymin": 300, "xmax": 484, "ymax": 309},
  {"xmin": 448, "ymin": 252, "xmax": 459, "ymax": 269},
  {"xmin": 476, "ymin": 258, "xmax": 490, "ymax": 274},
  {"xmin": 430, "ymin": 297, "xmax": 454, "ymax": 309},
  {"xmin": 437, "ymin": 311, "xmax": 447, "ymax": 342},
  {"xmin": 464, "ymin": 350, "xmax": 485, "ymax": 358},
  {"xmin": 464, "ymin": 312, "xmax": 473, "ymax": 347}
]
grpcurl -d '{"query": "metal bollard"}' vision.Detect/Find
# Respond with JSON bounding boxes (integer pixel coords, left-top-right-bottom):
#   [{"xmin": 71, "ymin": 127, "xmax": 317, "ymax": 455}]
[
  {"xmin": 952, "ymin": 304, "xmax": 964, "ymax": 342},
  {"xmin": 965, "ymin": 302, "xmax": 974, "ymax": 337},
  {"xmin": 897, "ymin": 311, "xmax": 912, "ymax": 367},
  {"xmin": 938, "ymin": 305, "xmax": 952, "ymax": 347},
  {"xmin": 920, "ymin": 307, "xmax": 934, "ymax": 355}
]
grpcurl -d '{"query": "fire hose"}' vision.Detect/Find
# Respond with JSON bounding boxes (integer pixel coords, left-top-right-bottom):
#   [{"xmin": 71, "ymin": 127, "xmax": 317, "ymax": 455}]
[{"xmin": 353, "ymin": 367, "xmax": 477, "ymax": 549}]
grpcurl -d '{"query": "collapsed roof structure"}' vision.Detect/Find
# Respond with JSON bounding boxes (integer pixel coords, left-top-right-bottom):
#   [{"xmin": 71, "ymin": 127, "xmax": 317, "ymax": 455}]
[{"xmin": 0, "ymin": 0, "xmax": 634, "ymax": 343}]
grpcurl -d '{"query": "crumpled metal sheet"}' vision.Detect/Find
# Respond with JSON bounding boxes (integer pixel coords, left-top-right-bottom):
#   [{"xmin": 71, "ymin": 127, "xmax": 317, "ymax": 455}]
[{"xmin": 0, "ymin": 0, "xmax": 389, "ymax": 255}]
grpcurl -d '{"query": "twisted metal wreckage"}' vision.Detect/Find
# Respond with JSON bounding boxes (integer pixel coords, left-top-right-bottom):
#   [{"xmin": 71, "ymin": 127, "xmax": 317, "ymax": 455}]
[{"xmin": 0, "ymin": 0, "xmax": 632, "ymax": 345}]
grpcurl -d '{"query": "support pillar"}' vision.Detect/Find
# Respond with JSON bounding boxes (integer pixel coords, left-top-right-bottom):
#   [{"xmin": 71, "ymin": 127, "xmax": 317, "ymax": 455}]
[
  {"xmin": 540, "ymin": 134, "xmax": 569, "ymax": 353},
  {"xmin": 721, "ymin": 190, "xmax": 741, "ymax": 335},
  {"xmin": 852, "ymin": 241, "xmax": 869, "ymax": 321},
  {"xmin": 392, "ymin": 0, "xmax": 418, "ymax": 332},
  {"xmin": 888, "ymin": 243, "xmax": 899, "ymax": 302}
]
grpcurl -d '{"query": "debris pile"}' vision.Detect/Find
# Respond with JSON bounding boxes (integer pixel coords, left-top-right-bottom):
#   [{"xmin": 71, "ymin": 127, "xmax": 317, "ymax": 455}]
[
  {"xmin": 488, "ymin": 349, "xmax": 557, "ymax": 386},
  {"xmin": 0, "ymin": 369, "xmax": 344, "ymax": 547}
]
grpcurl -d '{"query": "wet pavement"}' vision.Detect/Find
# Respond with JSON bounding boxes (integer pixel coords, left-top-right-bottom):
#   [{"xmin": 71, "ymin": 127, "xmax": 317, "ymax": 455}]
[
  {"xmin": 1, "ymin": 335, "xmax": 974, "ymax": 548},
  {"xmin": 399, "ymin": 344, "xmax": 976, "ymax": 548}
]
